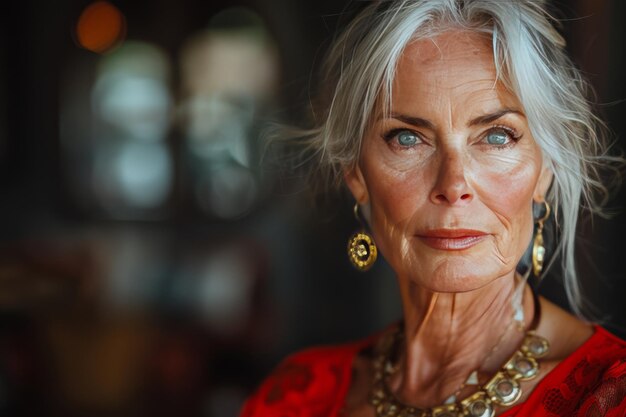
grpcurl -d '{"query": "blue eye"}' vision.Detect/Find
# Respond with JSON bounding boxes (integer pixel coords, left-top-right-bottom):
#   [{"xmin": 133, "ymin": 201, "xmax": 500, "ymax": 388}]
[
  {"xmin": 485, "ymin": 130, "xmax": 509, "ymax": 145},
  {"xmin": 397, "ymin": 131, "xmax": 419, "ymax": 147},
  {"xmin": 382, "ymin": 128, "xmax": 423, "ymax": 148}
]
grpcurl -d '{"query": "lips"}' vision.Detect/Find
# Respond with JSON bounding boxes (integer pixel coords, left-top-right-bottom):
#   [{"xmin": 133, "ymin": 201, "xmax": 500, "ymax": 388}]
[{"xmin": 416, "ymin": 229, "xmax": 488, "ymax": 251}]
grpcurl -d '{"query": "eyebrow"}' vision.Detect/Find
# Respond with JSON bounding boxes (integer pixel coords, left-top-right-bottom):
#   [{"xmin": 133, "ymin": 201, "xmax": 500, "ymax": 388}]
[
  {"xmin": 385, "ymin": 108, "xmax": 524, "ymax": 129},
  {"xmin": 387, "ymin": 114, "xmax": 435, "ymax": 129},
  {"xmin": 468, "ymin": 108, "xmax": 525, "ymax": 126}
]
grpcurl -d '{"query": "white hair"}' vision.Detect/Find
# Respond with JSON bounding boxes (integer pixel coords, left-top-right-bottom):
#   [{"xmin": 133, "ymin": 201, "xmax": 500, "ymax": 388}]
[{"xmin": 287, "ymin": 0, "xmax": 621, "ymax": 317}]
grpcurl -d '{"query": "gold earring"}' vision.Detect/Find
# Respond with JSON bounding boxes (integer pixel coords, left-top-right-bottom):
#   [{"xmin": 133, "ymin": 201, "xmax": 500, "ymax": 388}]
[
  {"xmin": 532, "ymin": 201, "xmax": 551, "ymax": 277},
  {"xmin": 348, "ymin": 204, "xmax": 378, "ymax": 271}
]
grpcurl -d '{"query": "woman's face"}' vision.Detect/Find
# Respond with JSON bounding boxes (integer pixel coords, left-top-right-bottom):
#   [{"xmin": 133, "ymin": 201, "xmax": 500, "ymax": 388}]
[{"xmin": 345, "ymin": 31, "xmax": 552, "ymax": 292}]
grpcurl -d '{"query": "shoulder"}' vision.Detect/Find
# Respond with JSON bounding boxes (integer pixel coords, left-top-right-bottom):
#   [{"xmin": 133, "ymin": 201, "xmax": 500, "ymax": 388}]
[
  {"xmin": 239, "ymin": 339, "xmax": 373, "ymax": 417},
  {"xmin": 560, "ymin": 325, "xmax": 626, "ymax": 388},
  {"xmin": 521, "ymin": 326, "xmax": 626, "ymax": 416},
  {"xmin": 569, "ymin": 327, "xmax": 626, "ymax": 416}
]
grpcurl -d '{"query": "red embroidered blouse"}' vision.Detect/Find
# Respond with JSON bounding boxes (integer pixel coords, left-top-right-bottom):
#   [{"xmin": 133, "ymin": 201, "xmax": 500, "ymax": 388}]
[{"xmin": 240, "ymin": 326, "xmax": 626, "ymax": 416}]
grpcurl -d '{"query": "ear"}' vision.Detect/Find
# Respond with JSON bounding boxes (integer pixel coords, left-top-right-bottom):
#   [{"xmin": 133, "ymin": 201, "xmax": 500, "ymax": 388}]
[
  {"xmin": 533, "ymin": 165, "xmax": 553, "ymax": 202},
  {"xmin": 343, "ymin": 164, "xmax": 370, "ymax": 204}
]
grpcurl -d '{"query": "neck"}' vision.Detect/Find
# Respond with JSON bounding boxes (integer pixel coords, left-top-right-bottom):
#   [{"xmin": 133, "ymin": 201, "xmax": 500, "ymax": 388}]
[{"xmin": 391, "ymin": 272, "xmax": 533, "ymax": 406}]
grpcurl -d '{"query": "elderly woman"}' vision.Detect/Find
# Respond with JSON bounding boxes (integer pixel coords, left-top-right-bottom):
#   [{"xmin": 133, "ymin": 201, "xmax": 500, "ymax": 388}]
[{"xmin": 241, "ymin": 1, "xmax": 626, "ymax": 416}]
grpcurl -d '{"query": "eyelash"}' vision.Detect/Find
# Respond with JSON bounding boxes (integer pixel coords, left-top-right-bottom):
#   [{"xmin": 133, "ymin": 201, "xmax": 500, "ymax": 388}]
[
  {"xmin": 381, "ymin": 128, "xmax": 422, "ymax": 144},
  {"xmin": 380, "ymin": 125, "xmax": 523, "ymax": 149},
  {"xmin": 481, "ymin": 125, "xmax": 523, "ymax": 149}
]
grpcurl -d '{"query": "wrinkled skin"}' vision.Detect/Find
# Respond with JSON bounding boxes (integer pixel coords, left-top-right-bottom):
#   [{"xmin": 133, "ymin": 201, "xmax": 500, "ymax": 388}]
[
  {"xmin": 342, "ymin": 31, "xmax": 591, "ymax": 412},
  {"xmin": 346, "ymin": 31, "xmax": 552, "ymax": 293}
]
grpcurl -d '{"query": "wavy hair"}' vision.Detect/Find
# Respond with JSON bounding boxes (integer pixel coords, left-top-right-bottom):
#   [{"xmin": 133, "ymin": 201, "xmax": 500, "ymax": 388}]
[{"xmin": 285, "ymin": 0, "xmax": 621, "ymax": 317}]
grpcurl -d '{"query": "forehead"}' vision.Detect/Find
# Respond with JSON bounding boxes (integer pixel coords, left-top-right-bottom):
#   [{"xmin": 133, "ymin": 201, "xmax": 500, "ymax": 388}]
[
  {"xmin": 390, "ymin": 30, "xmax": 520, "ymax": 113},
  {"xmin": 402, "ymin": 30, "xmax": 493, "ymax": 66}
]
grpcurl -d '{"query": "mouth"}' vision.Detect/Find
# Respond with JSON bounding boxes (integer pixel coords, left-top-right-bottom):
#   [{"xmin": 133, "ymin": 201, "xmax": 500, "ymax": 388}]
[{"xmin": 415, "ymin": 229, "xmax": 488, "ymax": 251}]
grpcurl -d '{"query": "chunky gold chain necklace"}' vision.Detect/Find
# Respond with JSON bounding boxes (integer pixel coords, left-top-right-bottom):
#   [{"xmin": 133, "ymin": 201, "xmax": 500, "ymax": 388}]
[{"xmin": 369, "ymin": 306, "xmax": 549, "ymax": 417}]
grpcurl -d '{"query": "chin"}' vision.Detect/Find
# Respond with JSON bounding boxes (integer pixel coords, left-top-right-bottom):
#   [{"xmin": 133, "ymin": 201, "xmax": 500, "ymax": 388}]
[{"xmin": 410, "ymin": 257, "xmax": 507, "ymax": 293}]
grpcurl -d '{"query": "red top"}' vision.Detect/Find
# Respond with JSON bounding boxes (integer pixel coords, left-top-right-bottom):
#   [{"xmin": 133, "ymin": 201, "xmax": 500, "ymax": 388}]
[{"xmin": 240, "ymin": 326, "xmax": 626, "ymax": 417}]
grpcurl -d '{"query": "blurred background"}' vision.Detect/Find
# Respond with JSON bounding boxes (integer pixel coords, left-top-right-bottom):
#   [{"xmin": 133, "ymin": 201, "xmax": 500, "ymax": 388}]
[{"xmin": 0, "ymin": 0, "xmax": 624, "ymax": 416}]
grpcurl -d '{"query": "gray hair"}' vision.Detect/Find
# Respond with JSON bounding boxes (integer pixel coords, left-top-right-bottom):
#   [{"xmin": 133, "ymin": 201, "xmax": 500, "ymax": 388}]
[{"xmin": 288, "ymin": 0, "xmax": 621, "ymax": 317}]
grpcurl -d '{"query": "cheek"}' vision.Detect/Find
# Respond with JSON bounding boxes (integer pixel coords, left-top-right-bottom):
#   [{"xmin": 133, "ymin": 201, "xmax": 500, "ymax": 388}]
[
  {"xmin": 361, "ymin": 161, "xmax": 429, "ymax": 225},
  {"xmin": 359, "ymin": 138, "xmax": 544, "ymax": 270},
  {"xmin": 469, "ymin": 150, "xmax": 542, "ymax": 247},
  {"xmin": 358, "ymin": 159, "xmax": 429, "ymax": 260},
  {"xmin": 358, "ymin": 135, "xmax": 439, "ymax": 222}
]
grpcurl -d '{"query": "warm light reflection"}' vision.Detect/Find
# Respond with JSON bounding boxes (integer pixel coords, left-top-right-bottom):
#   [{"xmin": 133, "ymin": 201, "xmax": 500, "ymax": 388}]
[
  {"xmin": 180, "ymin": 8, "xmax": 279, "ymax": 100},
  {"xmin": 76, "ymin": 1, "xmax": 126, "ymax": 54}
]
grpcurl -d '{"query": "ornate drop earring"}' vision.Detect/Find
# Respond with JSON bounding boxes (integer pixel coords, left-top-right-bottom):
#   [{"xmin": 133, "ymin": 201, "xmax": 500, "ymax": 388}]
[
  {"xmin": 532, "ymin": 201, "xmax": 551, "ymax": 277},
  {"xmin": 347, "ymin": 203, "xmax": 377, "ymax": 271}
]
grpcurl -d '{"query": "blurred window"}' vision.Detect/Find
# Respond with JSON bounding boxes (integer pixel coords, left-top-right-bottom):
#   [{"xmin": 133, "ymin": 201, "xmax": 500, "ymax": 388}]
[{"xmin": 179, "ymin": 7, "xmax": 279, "ymax": 219}]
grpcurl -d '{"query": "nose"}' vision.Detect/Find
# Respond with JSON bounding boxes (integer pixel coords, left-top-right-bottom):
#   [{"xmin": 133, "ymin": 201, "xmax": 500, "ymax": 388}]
[{"xmin": 429, "ymin": 150, "xmax": 473, "ymax": 206}]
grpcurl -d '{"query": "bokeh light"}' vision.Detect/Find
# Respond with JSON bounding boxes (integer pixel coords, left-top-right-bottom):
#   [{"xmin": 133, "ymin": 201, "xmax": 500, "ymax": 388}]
[
  {"xmin": 195, "ymin": 164, "xmax": 258, "ymax": 219},
  {"xmin": 88, "ymin": 42, "xmax": 173, "ymax": 215},
  {"xmin": 179, "ymin": 6, "xmax": 279, "ymax": 219},
  {"xmin": 76, "ymin": 1, "xmax": 126, "ymax": 54},
  {"xmin": 93, "ymin": 142, "xmax": 173, "ymax": 210}
]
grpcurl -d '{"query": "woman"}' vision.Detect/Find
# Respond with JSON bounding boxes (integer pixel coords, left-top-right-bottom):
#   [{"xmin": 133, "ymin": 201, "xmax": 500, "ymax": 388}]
[{"xmin": 241, "ymin": 1, "xmax": 626, "ymax": 416}]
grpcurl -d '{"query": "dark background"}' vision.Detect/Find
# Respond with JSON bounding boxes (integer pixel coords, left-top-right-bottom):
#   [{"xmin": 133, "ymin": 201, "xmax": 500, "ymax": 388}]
[{"xmin": 0, "ymin": 0, "xmax": 624, "ymax": 416}]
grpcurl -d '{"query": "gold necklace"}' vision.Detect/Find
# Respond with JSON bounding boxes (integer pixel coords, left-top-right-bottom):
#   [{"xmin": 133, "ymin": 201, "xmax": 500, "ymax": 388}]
[{"xmin": 369, "ymin": 302, "xmax": 549, "ymax": 417}]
